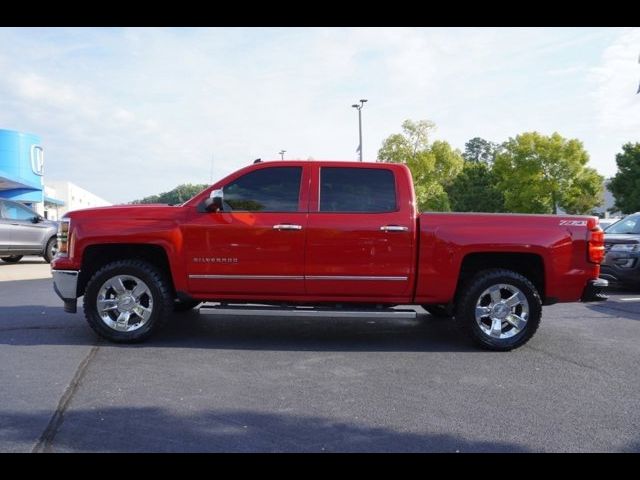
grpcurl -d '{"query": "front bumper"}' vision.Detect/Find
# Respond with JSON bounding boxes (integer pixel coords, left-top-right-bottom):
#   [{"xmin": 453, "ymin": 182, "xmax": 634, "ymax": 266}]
[
  {"xmin": 581, "ymin": 278, "xmax": 609, "ymax": 302},
  {"xmin": 52, "ymin": 270, "xmax": 80, "ymax": 313}
]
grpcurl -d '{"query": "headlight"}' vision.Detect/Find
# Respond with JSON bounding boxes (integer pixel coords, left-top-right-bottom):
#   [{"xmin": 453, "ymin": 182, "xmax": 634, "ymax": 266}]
[
  {"xmin": 57, "ymin": 218, "xmax": 71, "ymax": 256},
  {"xmin": 610, "ymin": 244, "xmax": 640, "ymax": 252}
]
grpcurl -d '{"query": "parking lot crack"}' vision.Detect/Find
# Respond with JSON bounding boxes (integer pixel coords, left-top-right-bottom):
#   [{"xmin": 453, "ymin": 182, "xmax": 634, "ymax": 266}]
[
  {"xmin": 524, "ymin": 345, "xmax": 608, "ymax": 374},
  {"xmin": 0, "ymin": 325, "xmax": 80, "ymax": 332},
  {"xmin": 31, "ymin": 345, "xmax": 100, "ymax": 453}
]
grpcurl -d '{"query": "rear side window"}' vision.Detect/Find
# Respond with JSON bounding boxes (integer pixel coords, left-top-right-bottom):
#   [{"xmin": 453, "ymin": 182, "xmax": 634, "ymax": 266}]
[
  {"xmin": 223, "ymin": 167, "xmax": 302, "ymax": 212},
  {"xmin": 2, "ymin": 201, "xmax": 36, "ymax": 221},
  {"xmin": 320, "ymin": 167, "xmax": 397, "ymax": 213}
]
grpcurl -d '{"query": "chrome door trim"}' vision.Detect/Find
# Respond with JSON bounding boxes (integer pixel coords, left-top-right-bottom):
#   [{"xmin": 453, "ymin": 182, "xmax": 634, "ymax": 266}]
[
  {"xmin": 306, "ymin": 275, "xmax": 408, "ymax": 281},
  {"xmin": 188, "ymin": 274, "xmax": 408, "ymax": 281},
  {"xmin": 189, "ymin": 274, "xmax": 304, "ymax": 280}
]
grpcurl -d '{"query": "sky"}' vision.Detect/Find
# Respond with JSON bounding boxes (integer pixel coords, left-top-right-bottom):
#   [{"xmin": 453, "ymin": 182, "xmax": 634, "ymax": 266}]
[{"xmin": 0, "ymin": 27, "xmax": 638, "ymax": 204}]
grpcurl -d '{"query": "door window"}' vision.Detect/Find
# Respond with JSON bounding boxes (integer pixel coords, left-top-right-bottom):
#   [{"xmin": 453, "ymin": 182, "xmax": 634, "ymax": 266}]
[
  {"xmin": 2, "ymin": 202, "xmax": 36, "ymax": 221},
  {"xmin": 223, "ymin": 167, "xmax": 302, "ymax": 212},
  {"xmin": 319, "ymin": 167, "xmax": 397, "ymax": 213}
]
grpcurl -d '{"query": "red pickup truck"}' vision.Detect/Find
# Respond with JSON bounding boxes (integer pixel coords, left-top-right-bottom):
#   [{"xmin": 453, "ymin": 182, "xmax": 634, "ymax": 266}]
[{"xmin": 51, "ymin": 160, "xmax": 607, "ymax": 351}]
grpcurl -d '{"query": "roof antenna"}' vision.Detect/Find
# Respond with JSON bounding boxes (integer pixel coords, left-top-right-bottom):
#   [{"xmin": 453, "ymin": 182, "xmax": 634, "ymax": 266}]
[{"xmin": 253, "ymin": 158, "xmax": 262, "ymax": 164}]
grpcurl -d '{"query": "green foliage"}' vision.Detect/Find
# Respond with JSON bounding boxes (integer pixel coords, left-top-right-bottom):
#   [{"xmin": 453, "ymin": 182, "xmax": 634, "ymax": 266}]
[
  {"xmin": 131, "ymin": 183, "xmax": 209, "ymax": 205},
  {"xmin": 561, "ymin": 167, "xmax": 605, "ymax": 215},
  {"xmin": 463, "ymin": 137, "xmax": 501, "ymax": 163},
  {"xmin": 447, "ymin": 161, "xmax": 505, "ymax": 212},
  {"xmin": 493, "ymin": 132, "xmax": 603, "ymax": 214},
  {"xmin": 377, "ymin": 120, "xmax": 463, "ymax": 212},
  {"xmin": 608, "ymin": 143, "xmax": 640, "ymax": 214}
]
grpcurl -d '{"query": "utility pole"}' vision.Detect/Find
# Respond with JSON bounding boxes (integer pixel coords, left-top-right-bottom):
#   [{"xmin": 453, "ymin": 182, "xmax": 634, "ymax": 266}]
[
  {"xmin": 279, "ymin": 150, "xmax": 286, "ymax": 160},
  {"xmin": 351, "ymin": 99, "xmax": 367, "ymax": 161}
]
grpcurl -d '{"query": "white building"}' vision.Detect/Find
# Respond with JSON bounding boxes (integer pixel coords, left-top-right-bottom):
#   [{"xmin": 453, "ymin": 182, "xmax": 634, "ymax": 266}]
[{"xmin": 42, "ymin": 180, "xmax": 111, "ymax": 220}]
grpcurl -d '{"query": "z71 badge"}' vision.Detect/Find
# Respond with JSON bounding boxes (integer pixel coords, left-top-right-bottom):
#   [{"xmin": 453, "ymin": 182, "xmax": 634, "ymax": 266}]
[{"xmin": 559, "ymin": 220, "xmax": 587, "ymax": 226}]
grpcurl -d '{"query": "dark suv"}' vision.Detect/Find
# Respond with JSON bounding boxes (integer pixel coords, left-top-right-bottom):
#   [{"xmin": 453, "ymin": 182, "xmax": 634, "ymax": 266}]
[
  {"xmin": 601, "ymin": 212, "xmax": 640, "ymax": 289},
  {"xmin": 0, "ymin": 199, "xmax": 58, "ymax": 263}
]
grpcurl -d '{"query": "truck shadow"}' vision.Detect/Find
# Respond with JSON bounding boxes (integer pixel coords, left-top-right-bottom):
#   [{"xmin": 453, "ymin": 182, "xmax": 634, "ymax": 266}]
[
  {"xmin": 0, "ymin": 305, "xmax": 476, "ymax": 352},
  {"xmin": 584, "ymin": 286, "xmax": 640, "ymax": 322},
  {"xmin": 2, "ymin": 406, "xmax": 532, "ymax": 452},
  {"xmin": 156, "ymin": 309, "xmax": 473, "ymax": 352}
]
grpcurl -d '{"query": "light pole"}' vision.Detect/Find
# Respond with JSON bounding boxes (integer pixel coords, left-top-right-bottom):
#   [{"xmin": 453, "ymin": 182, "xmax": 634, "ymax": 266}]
[
  {"xmin": 279, "ymin": 150, "xmax": 286, "ymax": 160},
  {"xmin": 351, "ymin": 99, "xmax": 367, "ymax": 161}
]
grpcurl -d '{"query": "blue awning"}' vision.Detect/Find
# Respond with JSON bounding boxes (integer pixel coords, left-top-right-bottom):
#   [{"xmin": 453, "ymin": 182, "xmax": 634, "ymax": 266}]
[{"xmin": 44, "ymin": 196, "xmax": 65, "ymax": 206}]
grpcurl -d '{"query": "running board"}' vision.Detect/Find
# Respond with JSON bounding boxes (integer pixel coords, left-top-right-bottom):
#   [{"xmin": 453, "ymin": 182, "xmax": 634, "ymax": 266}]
[{"xmin": 198, "ymin": 303, "xmax": 418, "ymax": 319}]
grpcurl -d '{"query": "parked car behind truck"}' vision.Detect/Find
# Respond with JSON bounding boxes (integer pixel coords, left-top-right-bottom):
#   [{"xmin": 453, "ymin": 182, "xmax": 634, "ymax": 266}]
[
  {"xmin": 601, "ymin": 212, "xmax": 640, "ymax": 289},
  {"xmin": 51, "ymin": 160, "xmax": 607, "ymax": 351},
  {"xmin": 0, "ymin": 198, "xmax": 58, "ymax": 263}
]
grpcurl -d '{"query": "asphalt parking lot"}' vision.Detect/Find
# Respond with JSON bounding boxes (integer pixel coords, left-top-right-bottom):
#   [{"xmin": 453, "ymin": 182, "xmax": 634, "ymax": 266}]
[{"xmin": 1, "ymin": 258, "xmax": 639, "ymax": 452}]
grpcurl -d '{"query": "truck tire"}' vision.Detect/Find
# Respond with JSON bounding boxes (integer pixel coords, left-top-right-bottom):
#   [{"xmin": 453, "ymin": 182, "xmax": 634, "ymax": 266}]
[
  {"xmin": 83, "ymin": 259, "xmax": 173, "ymax": 343},
  {"xmin": 1, "ymin": 255, "xmax": 23, "ymax": 263},
  {"xmin": 455, "ymin": 269, "xmax": 542, "ymax": 351},
  {"xmin": 43, "ymin": 237, "xmax": 57, "ymax": 263},
  {"xmin": 173, "ymin": 299, "xmax": 201, "ymax": 312}
]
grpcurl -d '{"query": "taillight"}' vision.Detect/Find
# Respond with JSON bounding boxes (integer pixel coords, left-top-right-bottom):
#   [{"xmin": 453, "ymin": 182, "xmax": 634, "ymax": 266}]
[
  {"xmin": 588, "ymin": 227, "xmax": 605, "ymax": 264},
  {"xmin": 57, "ymin": 219, "xmax": 70, "ymax": 256}
]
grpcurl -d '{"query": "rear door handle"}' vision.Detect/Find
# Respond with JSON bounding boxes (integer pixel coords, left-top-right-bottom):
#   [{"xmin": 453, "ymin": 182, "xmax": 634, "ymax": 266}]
[
  {"xmin": 380, "ymin": 225, "xmax": 408, "ymax": 232},
  {"xmin": 273, "ymin": 224, "xmax": 303, "ymax": 231}
]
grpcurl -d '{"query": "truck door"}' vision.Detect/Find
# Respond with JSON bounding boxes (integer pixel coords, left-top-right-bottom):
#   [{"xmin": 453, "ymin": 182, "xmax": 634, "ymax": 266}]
[
  {"xmin": 184, "ymin": 165, "xmax": 309, "ymax": 297},
  {"xmin": 304, "ymin": 166, "xmax": 415, "ymax": 300}
]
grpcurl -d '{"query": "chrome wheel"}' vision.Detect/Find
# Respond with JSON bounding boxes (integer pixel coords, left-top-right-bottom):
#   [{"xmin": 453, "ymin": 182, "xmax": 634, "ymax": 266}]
[
  {"xmin": 96, "ymin": 275, "xmax": 154, "ymax": 332},
  {"xmin": 474, "ymin": 283, "xmax": 529, "ymax": 339}
]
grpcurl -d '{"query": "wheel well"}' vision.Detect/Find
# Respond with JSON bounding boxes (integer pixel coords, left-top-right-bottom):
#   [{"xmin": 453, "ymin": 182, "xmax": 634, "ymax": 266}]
[
  {"xmin": 457, "ymin": 252, "xmax": 545, "ymax": 300},
  {"xmin": 77, "ymin": 244, "xmax": 174, "ymax": 297}
]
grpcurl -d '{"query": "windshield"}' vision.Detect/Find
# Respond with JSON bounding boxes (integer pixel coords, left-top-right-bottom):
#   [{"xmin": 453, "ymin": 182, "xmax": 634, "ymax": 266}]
[{"xmin": 605, "ymin": 214, "xmax": 640, "ymax": 234}]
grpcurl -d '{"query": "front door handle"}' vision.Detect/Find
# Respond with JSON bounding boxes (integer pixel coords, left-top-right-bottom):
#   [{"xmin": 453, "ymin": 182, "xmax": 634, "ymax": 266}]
[
  {"xmin": 273, "ymin": 224, "xmax": 303, "ymax": 231},
  {"xmin": 380, "ymin": 225, "xmax": 408, "ymax": 232}
]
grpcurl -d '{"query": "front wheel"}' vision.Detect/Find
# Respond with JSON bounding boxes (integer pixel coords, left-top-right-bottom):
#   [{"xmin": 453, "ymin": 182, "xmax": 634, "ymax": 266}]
[
  {"xmin": 83, "ymin": 260, "xmax": 173, "ymax": 343},
  {"xmin": 455, "ymin": 269, "xmax": 542, "ymax": 351},
  {"xmin": 1, "ymin": 255, "xmax": 23, "ymax": 263}
]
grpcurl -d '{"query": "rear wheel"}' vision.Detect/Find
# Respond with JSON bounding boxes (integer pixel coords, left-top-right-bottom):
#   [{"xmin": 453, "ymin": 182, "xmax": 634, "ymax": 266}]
[
  {"xmin": 1, "ymin": 255, "xmax": 23, "ymax": 263},
  {"xmin": 83, "ymin": 260, "xmax": 173, "ymax": 343},
  {"xmin": 455, "ymin": 269, "xmax": 542, "ymax": 351},
  {"xmin": 43, "ymin": 237, "xmax": 57, "ymax": 263}
]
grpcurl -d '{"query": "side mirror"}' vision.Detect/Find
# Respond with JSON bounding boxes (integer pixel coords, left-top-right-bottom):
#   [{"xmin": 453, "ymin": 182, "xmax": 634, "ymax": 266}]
[
  {"xmin": 201, "ymin": 189, "xmax": 224, "ymax": 213},
  {"xmin": 31, "ymin": 215, "xmax": 43, "ymax": 224}
]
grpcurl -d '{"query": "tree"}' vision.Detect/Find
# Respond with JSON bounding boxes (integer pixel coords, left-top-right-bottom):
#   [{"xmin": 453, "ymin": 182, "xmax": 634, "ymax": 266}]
[
  {"xmin": 608, "ymin": 143, "xmax": 640, "ymax": 214},
  {"xmin": 493, "ymin": 132, "xmax": 603, "ymax": 215},
  {"xmin": 131, "ymin": 183, "xmax": 209, "ymax": 205},
  {"xmin": 377, "ymin": 120, "xmax": 463, "ymax": 211},
  {"xmin": 462, "ymin": 137, "xmax": 501, "ymax": 163},
  {"xmin": 447, "ymin": 161, "xmax": 505, "ymax": 212}
]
